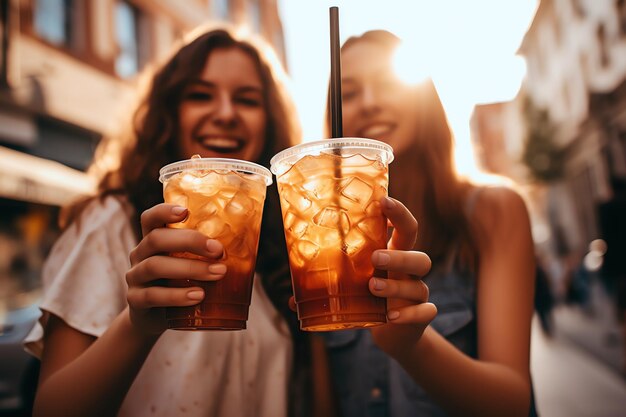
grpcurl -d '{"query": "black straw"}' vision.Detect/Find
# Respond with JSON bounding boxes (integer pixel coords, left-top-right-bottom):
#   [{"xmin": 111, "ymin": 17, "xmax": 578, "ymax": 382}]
[{"xmin": 329, "ymin": 6, "xmax": 343, "ymax": 138}]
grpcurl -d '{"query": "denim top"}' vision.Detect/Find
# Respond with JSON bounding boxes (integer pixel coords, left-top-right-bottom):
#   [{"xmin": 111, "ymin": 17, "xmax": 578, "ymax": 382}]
[{"xmin": 321, "ymin": 259, "xmax": 477, "ymax": 417}]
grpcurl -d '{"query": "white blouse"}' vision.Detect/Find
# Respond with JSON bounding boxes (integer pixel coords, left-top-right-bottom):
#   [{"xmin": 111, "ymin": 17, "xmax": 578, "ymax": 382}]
[{"xmin": 25, "ymin": 196, "xmax": 292, "ymax": 417}]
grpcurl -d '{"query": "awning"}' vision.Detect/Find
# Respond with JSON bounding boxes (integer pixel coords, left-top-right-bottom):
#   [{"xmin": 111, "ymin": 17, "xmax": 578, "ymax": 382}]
[{"xmin": 0, "ymin": 146, "xmax": 95, "ymax": 206}]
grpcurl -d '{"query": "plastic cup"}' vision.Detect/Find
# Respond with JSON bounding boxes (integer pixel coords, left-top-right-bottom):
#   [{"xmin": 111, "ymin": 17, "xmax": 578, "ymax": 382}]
[
  {"xmin": 270, "ymin": 138, "xmax": 394, "ymax": 331},
  {"xmin": 159, "ymin": 157, "xmax": 272, "ymax": 330}
]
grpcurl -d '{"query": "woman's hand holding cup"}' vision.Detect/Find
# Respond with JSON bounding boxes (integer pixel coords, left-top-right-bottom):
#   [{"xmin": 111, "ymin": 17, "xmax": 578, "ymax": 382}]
[
  {"xmin": 368, "ymin": 197, "xmax": 437, "ymax": 358},
  {"xmin": 125, "ymin": 203, "xmax": 226, "ymax": 334}
]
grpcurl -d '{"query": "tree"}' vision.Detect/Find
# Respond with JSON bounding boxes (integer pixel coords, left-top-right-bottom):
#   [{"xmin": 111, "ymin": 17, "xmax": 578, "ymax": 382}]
[{"xmin": 521, "ymin": 96, "xmax": 565, "ymax": 182}]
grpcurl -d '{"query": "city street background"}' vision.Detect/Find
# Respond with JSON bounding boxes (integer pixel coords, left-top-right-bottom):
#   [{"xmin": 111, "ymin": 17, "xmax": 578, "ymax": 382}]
[{"xmin": 1, "ymin": 0, "xmax": 626, "ymax": 416}]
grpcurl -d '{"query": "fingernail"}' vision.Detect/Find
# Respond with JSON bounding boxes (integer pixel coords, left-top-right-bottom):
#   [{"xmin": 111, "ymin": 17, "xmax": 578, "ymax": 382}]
[
  {"xmin": 382, "ymin": 197, "xmax": 396, "ymax": 209},
  {"xmin": 187, "ymin": 290, "xmax": 204, "ymax": 300},
  {"xmin": 388, "ymin": 310, "xmax": 400, "ymax": 320},
  {"xmin": 373, "ymin": 278, "xmax": 387, "ymax": 291},
  {"xmin": 208, "ymin": 263, "xmax": 227, "ymax": 274},
  {"xmin": 172, "ymin": 206, "xmax": 187, "ymax": 216},
  {"xmin": 206, "ymin": 239, "xmax": 222, "ymax": 253},
  {"xmin": 374, "ymin": 252, "xmax": 391, "ymax": 266}
]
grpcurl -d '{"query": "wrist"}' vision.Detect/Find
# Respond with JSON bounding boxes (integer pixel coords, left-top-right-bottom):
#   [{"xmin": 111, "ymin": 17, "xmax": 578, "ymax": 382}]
[
  {"xmin": 392, "ymin": 326, "xmax": 434, "ymax": 365},
  {"xmin": 121, "ymin": 308, "xmax": 161, "ymax": 347}
]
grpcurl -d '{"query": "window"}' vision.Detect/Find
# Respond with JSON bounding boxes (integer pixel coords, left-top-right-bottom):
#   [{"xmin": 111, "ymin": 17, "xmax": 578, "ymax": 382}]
[
  {"xmin": 618, "ymin": 0, "xmax": 626, "ymax": 37},
  {"xmin": 552, "ymin": 10, "xmax": 562, "ymax": 46},
  {"xmin": 608, "ymin": 131, "xmax": 626, "ymax": 179},
  {"xmin": 212, "ymin": 0, "xmax": 229, "ymax": 20},
  {"xmin": 273, "ymin": 29, "xmax": 287, "ymax": 69},
  {"xmin": 248, "ymin": 0, "xmax": 261, "ymax": 33},
  {"xmin": 115, "ymin": 1, "xmax": 138, "ymax": 78},
  {"xmin": 31, "ymin": 0, "xmax": 87, "ymax": 58},
  {"xmin": 115, "ymin": 1, "xmax": 150, "ymax": 78},
  {"xmin": 1, "ymin": 0, "xmax": 8, "ymax": 86},
  {"xmin": 572, "ymin": 0, "xmax": 586, "ymax": 19},
  {"xmin": 33, "ymin": 0, "xmax": 73, "ymax": 47},
  {"xmin": 596, "ymin": 23, "xmax": 610, "ymax": 68}
]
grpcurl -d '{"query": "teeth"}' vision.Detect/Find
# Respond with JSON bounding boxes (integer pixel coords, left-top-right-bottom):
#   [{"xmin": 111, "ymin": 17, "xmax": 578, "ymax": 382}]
[
  {"xmin": 201, "ymin": 137, "xmax": 239, "ymax": 148},
  {"xmin": 362, "ymin": 124, "xmax": 393, "ymax": 138}
]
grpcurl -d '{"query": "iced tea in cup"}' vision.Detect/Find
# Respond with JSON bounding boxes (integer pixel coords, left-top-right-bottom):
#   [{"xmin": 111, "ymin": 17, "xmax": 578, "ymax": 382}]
[
  {"xmin": 270, "ymin": 138, "xmax": 394, "ymax": 331},
  {"xmin": 158, "ymin": 156, "xmax": 272, "ymax": 330}
]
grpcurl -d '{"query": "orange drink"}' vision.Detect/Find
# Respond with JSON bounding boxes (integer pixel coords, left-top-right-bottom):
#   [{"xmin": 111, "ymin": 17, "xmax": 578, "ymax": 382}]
[
  {"xmin": 159, "ymin": 156, "xmax": 272, "ymax": 330},
  {"xmin": 271, "ymin": 138, "xmax": 394, "ymax": 331}
]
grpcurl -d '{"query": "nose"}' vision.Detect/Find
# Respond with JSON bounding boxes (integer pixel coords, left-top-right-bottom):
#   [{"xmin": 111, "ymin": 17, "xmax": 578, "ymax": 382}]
[
  {"xmin": 360, "ymin": 84, "xmax": 381, "ymax": 116},
  {"xmin": 213, "ymin": 93, "xmax": 237, "ymax": 127}
]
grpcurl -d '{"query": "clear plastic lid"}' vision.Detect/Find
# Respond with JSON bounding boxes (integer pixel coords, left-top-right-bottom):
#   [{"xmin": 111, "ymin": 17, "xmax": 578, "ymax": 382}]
[
  {"xmin": 159, "ymin": 157, "xmax": 273, "ymax": 185},
  {"xmin": 270, "ymin": 137, "xmax": 394, "ymax": 176}
]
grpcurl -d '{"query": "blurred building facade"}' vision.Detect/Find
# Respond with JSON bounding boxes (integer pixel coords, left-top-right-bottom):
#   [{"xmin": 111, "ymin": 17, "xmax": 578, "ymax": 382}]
[
  {"xmin": 470, "ymin": 99, "xmax": 528, "ymax": 181},
  {"xmin": 471, "ymin": 0, "xmax": 626, "ymax": 374},
  {"xmin": 0, "ymin": 0, "xmax": 287, "ymax": 286},
  {"xmin": 520, "ymin": 0, "xmax": 626, "ymax": 258},
  {"xmin": 1, "ymin": 0, "xmax": 286, "ymax": 175},
  {"xmin": 469, "ymin": 0, "xmax": 626, "ymax": 377},
  {"xmin": 472, "ymin": 0, "xmax": 626, "ymax": 268}
]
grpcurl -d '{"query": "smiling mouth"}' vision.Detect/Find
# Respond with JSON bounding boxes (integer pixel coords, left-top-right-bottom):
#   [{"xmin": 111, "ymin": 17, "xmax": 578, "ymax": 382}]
[
  {"xmin": 359, "ymin": 123, "xmax": 395, "ymax": 138},
  {"xmin": 198, "ymin": 136, "xmax": 246, "ymax": 154}
]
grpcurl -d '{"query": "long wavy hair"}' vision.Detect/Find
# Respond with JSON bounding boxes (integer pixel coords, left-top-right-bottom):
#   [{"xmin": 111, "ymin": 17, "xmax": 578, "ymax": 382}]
[
  {"xmin": 62, "ymin": 26, "xmax": 311, "ymax": 415},
  {"xmin": 326, "ymin": 30, "xmax": 476, "ymax": 270}
]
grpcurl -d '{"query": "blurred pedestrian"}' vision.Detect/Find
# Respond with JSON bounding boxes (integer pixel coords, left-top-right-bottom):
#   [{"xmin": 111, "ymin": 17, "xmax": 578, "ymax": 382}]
[
  {"xmin": 598, "ymin": 177, "xmax": 626, "ymax": 374},
  {"xmin": 534, "ymin": 254, "xmax": 555, "ymax": 335}
]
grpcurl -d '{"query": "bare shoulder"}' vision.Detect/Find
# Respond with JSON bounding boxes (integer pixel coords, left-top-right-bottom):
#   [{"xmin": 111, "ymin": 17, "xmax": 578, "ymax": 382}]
[
  {"xmin": 469, "ymin": 186, "xmax": 531, "ymax": 245},
  {"xmin": 474, "ymin": 186, "xmax": 528, "ymax": 216}
]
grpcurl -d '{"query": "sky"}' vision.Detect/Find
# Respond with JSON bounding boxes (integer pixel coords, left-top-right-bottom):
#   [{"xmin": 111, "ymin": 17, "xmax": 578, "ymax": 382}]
[{"xmin": 278, "ymin": 0, "xmax": 538, "ymax": 176}]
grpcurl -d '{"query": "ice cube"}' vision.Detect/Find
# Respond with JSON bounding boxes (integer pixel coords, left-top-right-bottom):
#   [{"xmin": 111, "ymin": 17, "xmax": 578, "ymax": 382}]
[
  {"xmin": 164, "ymin": 187, "xmax": 188, "ymax": 209},
  {"xmin": 284, "ymin": 211, "xmax": 308, "ymax": 238},
  {"xmin": 197, "ymin": 218, "xmax": 231, "ymax": 239},
  {"xmin": 296, "ymin": 240, "xmax": 320, "ymax": 261},
  {"xmin": 357, "ymin": 216, "xmax": 385, "ymax": 242},
  {"xmin": 340, "ymin": 176, "xmax": 374, "ymax": 206},
  {"xmin": 288, "ymin": 240, "xmax": 319, "ymax": 268},
  {"xmin": 349, "ymin": 247, "xmax": 375, "ymax": 279},
  {"xmin": 365, "ymin": 200, "xmax": 382, "ymax": 217},
  {"xmin": 289, "ymin": 249, "xmax": 304, "ymax": 269},
  {"xmin": 180, "ymin": 172, "xmax": 201, "ymax": 186},
  {"xmin": 224, "ymin": 171, "xmax": 252, "ymax": 190},
  {"xmin": 217, "ymin": 187, "xmax": 237, "ymax": 200},
  {"xmin": 202, "ymin": 177, "xmax": 226, "ymax": 197},
  {"xmin": 293, "ymin": 154, "xmax": 337, "ymax": 177},
  {"xmin": 225, "ymin": 192, "xmax": 255, "ymax": 218},
  {"xmin": 227, "ymin": 235, "xmax": 251, "ymax": 259},
  {"xmin": 301, "ymin": 174, "xmax": 343, "ymax": 201},
  {"xmin": 282, "ymin": 186, "xmax": 312, "ymax": 212},
  {"xmin": 178, "ymin": 171, "xmax": 223, "ymax": 196},
  {"xmin": 341, "ymin": 228, "xmax": 367, "ymax": 256},
  {"xmin": 197, "ymin": 200, "xmax": 221, "ymax": 218},
  {"xmin": 312, "ymin": 207, "xmax": 350, "ymax": 235},
  {"xmin": 314, "ymin": 227, "xmax": 342, "ymax": 247},
  {"xmin": 279, "ymin": 164, "xmax": 306, "ymax": 186}
]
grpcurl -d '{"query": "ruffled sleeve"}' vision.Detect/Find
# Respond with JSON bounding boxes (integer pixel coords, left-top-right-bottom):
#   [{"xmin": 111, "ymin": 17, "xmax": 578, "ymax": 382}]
[{"xmin": 24, "ymin": 196, "xmax": 137, "ymax": 358}]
